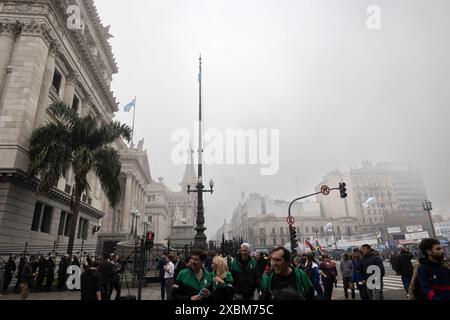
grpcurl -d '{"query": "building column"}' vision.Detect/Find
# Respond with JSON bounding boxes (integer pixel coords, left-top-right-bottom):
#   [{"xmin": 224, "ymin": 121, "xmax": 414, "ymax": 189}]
[
  {"xmin": 121, "ymin": 174, "xmax": 133, "ymax": 232},
  {"xmin": 0, "ymin": 22, "xmax": 21, "ymax": 103},
  {"xmin": 81, "ymin": 95, "xmax": 92, "ymax": 117},
  {"xmin": 33, "ymin": 42, "xmax": 58, "ymax": 129},
  {"xmin": 63, "ymin": 73, "xmax": 77, "ymax": 107}
]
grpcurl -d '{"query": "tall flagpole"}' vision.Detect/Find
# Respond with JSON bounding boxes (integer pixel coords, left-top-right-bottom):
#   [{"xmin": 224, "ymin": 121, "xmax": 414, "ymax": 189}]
[
  {"xmin": 131, "ymin": 96, "xmax": 136, "ymax": 148},
  {"xmin": 198, "ymin": 56, "xmax": 203, "ymax": 179},
  {"xmin": 192, "ymin": 54, "xmax": 208, "ymax": 251}
]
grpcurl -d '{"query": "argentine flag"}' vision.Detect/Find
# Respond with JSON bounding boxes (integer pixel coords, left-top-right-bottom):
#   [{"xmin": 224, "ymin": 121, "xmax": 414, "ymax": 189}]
[{"xmin": 123, "ymin": 98, "xmax": 136, "ymax": 112}]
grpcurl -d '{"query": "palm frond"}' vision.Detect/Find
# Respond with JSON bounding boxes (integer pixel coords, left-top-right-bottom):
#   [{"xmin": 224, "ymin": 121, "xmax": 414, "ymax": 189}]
[
  {"xmin": 94, "ymin": 121, "xmax": 132, "ymax": 147},
  {"xmin": 48, "ymin": 102, "xmax": 79, "ymax": 127},
  {"xmin": 28, "ymin": 122, "xmax": 73, "ymax": 193},
  {"xmin": 93, "ymin": 146, "xmax": 122, "ymax": 207}
]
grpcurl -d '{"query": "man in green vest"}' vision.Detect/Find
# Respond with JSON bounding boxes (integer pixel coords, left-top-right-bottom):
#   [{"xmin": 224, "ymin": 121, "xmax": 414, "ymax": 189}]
[
  {"xmin": 260, "ymin": 246, "xmax": 314, "ymax": 300},
  {"xmin": 172, "ymin": 250, "xmax": 213, "ymax": 300}
]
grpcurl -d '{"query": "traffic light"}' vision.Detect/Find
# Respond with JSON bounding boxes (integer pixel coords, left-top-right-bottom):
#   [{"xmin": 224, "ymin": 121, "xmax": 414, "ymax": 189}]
[
  {"xmin": 339, "ymin": 182, "xmax": 347, "ymax": 199},
  {"xmin": 145, "ymin": 231, "xmax": 154, "ymax": 249},
  {"xmin": 290, "ymin": 225, "xmax": 297, "ymax": 241}
]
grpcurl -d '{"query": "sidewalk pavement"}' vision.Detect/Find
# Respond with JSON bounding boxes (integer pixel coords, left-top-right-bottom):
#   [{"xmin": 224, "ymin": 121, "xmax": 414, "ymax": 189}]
[{"xmin": 0, "ymin": 283, "xmax": 162, "ymax": 300}]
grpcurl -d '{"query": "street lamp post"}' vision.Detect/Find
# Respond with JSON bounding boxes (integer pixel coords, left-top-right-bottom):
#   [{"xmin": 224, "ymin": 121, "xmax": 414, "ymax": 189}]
[
  {"xmin": 188, "ymin": 177, "xmax": 214, "ymax": 251},
  {"xmin": 137, "ymin": 218, "xmax": 151, "ymax": 301},
  {"xmin": 130, "ymin": 207, "xmax": 139, "ymax": 236},
  {"xmin": 423, "ymin": 200, "xmax": 437, "ymax": 239},
  {"xmin": 186, "ymin": 56, "xmax": 214, "ymax": 252}
]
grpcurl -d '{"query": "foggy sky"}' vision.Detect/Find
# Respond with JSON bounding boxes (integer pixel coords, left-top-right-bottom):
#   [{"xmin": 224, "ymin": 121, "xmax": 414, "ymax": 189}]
[{"xmin": 94, "ymin": 0, "xmax": 450, "ymax": 236}]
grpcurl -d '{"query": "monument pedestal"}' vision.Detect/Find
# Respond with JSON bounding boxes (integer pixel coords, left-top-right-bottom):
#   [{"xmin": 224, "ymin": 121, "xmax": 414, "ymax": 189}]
[{"xmin": 169, "ymin": 225, "xmax": 195, "ymax": 248}]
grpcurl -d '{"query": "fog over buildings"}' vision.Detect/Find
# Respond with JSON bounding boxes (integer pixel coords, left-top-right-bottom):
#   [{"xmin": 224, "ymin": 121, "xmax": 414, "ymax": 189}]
[{"xmin": 74, "ymin": 0, "xmax": 450, "ymax": 235}]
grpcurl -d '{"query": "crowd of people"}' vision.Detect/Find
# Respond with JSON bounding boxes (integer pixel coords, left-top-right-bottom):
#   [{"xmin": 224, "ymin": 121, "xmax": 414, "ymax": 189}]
[
  {"xmin": 2, "ymin": 237, "xmax": 448, "ymax": 300},
  {"xmin": 159, "ymin": 238, "xmax": 449, "ymax": 301},
  {"xmin": 1, "ymin": 253, "xmax": 122, "ymax": 300}
]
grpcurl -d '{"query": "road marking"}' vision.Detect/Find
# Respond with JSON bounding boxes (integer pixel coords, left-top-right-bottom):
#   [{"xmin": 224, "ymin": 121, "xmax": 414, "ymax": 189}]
[{"xmin": 336, "ymin": 276, "xmax": 405, "ymax": 291}]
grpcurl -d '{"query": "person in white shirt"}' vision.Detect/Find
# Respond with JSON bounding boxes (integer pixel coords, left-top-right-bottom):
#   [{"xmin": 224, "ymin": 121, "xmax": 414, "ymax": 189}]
[{"xmin": 164, "ymin": 256, "xmax": 175, "ymax": 300}]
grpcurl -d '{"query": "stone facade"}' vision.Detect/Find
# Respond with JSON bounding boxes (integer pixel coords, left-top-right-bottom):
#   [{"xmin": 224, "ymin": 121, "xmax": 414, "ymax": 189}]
[{"xmin": 0, "ymin": 0, "xmax": 122, "ymax": 253}]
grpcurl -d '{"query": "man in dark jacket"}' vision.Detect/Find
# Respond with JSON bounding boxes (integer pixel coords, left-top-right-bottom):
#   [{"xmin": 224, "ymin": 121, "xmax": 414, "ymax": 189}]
[
  {"xmin": 98, "ymin": 255, "xmax": 113, "ymax": 300},
  {"xmin": 230, "ymin": 243, "xmax": 259, "ymax": 300},
  {"xmin": 45, "ymin": 257, "xmax": 56, "ymax": 292},
  {"xmin": 80, "ymin": 260, "xmax": 102, "ymax": 300},
  {"xmin": 157, "ymin": 255, "xmax": 167, "ymax": 300},
  {"xmin": 57, "ymin": 255, "xmax": 70, "ymax": 291},
  {"xmin": 395, "ymin": 247, "xmax": 414, "ymax": 295},
  {"xmin": 14, "ymin": 257, "xmax": 25, "ymax": 293},
  {"xmin": 256, "ymin": 253, "xmax": 267, "ymax": 277},
  {"xmin": 19, "ymin": 257, "xmax": 33, "ymax": 300},
  {"xmin": 2, "ymin": 255, "xmax": 16, "ymax": 294},
  {"xmin": 358, "ymin": 244, "xmax": 385, "ymax": 300},
  {"xmin": 34, "ymin": 256, "xmax": 47, "ymax": 292},
  {"xmin": 417, "ymin": 238, "xmax": 450, "ymax": 300}
]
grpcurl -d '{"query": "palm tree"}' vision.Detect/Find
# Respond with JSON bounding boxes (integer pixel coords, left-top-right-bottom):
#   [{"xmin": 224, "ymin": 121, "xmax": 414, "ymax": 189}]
[{"xmin": 28, "ymin": 102, "xmax": 132, "ymax": 255}]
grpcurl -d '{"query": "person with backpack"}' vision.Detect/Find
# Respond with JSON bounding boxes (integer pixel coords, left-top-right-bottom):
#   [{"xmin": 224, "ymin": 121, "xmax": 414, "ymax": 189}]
[
  {"xmin": 395, "ymin": 247, "xmax": 414, "ymax": 297},
  {"xmin": 409, "ymin": 238, "xmax": 450, "ymax": 300},
  {"xmin": 351, "ymin": 248, "xmax": 367, "ymax": 300},
  {"xmin": 390, "ymin": 252, "xmax": 399, "ymax": 275},
  {"xmin": 260, "ymin": 247, "xmax": 313, "ymax": 300}
]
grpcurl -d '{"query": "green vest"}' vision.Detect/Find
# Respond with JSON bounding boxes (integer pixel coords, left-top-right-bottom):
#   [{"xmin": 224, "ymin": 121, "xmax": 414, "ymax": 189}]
[{"xmin": 261, "ymin": 268, "xmax": 313, "ymax": 298}]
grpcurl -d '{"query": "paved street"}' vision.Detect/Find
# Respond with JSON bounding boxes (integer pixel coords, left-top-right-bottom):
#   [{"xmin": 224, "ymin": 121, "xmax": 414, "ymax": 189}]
[
  {"xmin": 0, "ymin": 283, "xmax": 162, "ymax": 301},
  {"xmin": 332, "ymin": 261, "xmax": 408, "ymax": 300}
]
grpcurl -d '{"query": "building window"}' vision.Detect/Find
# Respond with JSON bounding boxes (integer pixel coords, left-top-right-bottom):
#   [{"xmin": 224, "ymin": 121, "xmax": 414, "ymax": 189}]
[
  {"xmin": 64, "ymin": 214, "xmax": 73, "ymax": 237},
  {"xmin": 280, "ymin": 227, "xmax": 284, "ymax": 234},
  {"xmin": 260, "ymin": 239, "xmax": 266, "ymax": 246},
  {"xmin": 58, "ymin": 211, "xmax": 66, "ymax": 236},
  {"xmin": 31, "ymin": 202, "xmax": 53, "ymax": 234},
  {"xmin": 51, "ymin": 69, "xmax": 62, "ymax": 93},
  {"xmin": 72, "ymin": 95, "xmax": 80, "ymax": 113},
  {"xmin": 58, "ymin": 211, "xmax": 73, "ymax": 237},
  {"xmin": 272, "ymin": 228, "xmax": 276, "ymax": 234},
  {"xmin": 77, "ymin": 218, "xmax": 89, "ymax": 240},
  {"xmin": 297, "ymin": 227, "xmax": 300, "ymax": 234},
  {"xmin": 273, "ymin": 238, "xmax": 277, "ymax": 245},
  {"xmin": 259, "ymin": 228, "xmax": 265, "ymax": 235},
  {"xmin": 31, "ymin": 202, "xmax": 43, "ymax": 231},
  {"xmin": 320, "ymin": 227, "xmax": 324, "ymax": 233},
  {"xmin": 40, "ymin": 206, "xmax": 53, "ymax": 233},
  {"xmin": 305, "ymin": 226, "xmax": 309, "ymax": 233},
  {"xmin": 337, "ymin": 226, "xmax": 341, "ymax": 234}
]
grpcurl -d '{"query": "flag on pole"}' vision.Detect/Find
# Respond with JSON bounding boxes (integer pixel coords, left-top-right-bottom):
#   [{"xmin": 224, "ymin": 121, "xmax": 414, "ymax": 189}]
[
  {"xmin": 314, "ymin": 240, "xmax": 323, "ymax": 256},
  {"xmin": 123, "ymin": 98, "xmax": 136, "ymax": 112},
  {"xmin": 304, "ymin": 239, "xmax": 315, "ymax": 252}
]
